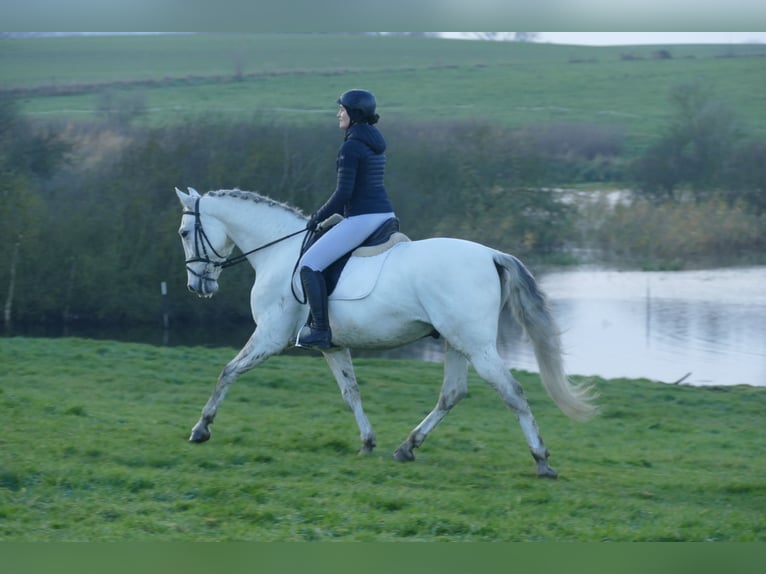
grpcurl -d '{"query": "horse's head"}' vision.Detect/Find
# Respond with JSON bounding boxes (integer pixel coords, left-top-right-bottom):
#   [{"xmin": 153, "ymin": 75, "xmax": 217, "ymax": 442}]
[{"xmin": 175, "ymin": 187, "xmax": 235, "ymax": 298}]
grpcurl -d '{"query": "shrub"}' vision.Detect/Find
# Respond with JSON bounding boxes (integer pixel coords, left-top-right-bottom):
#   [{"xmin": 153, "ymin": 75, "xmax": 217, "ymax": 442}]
[{"xmin": 584, "ymin": 197, "xmax": 766, "ymax": 266}]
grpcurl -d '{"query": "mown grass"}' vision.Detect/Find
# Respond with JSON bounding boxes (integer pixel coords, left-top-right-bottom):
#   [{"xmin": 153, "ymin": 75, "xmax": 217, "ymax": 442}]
[{"xmin": 1, "ymin": 337, "xmax": 763, "ymax": 541}]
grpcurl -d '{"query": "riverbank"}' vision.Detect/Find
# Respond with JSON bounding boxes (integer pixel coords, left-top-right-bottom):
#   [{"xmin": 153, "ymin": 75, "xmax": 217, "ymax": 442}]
[
  {"xmin": 2, "ymin": 337, "xmax": 763, "ymax": 541},
  {"xmin": 6, "ymin": 265, "xmax": 765, "ymax": 387}
]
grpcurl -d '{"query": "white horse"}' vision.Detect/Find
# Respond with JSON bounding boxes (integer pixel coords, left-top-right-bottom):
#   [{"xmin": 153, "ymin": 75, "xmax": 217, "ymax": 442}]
[{"xmin": 175, "ymin": 187, "xmax": 596, "ymax": 477}]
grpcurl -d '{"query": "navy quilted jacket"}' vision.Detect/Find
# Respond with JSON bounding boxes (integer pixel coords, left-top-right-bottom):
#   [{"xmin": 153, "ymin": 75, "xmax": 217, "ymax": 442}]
[{"xmin": 313, "ymin": 123, "xmax": 393, "ymax": 221}]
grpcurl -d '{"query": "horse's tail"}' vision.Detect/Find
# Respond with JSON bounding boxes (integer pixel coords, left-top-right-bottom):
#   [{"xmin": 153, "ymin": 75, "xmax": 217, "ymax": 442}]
[{"xmin": 494, "ymin": 252, "xmax": 598, "ymax": 421}]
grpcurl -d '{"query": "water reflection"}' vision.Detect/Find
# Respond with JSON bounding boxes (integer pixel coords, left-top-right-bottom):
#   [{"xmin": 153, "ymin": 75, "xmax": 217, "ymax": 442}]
[
  {"xmin": 526, "ymin": 267, "xmax": 766, "ymax": 387},
  {"xmin": 6, "ymin": 267, "xmax": 765, "ymax": 387}
]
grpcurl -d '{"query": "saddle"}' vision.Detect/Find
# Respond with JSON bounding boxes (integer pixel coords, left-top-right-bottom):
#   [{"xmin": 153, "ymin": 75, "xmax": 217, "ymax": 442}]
[{"xmin": 304, "ymin": 216, "xmax": 409, "ymax": 296}]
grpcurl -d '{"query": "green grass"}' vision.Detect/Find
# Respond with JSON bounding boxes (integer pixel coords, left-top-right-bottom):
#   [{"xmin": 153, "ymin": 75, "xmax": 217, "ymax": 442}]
[
  {"xmin": 4, "ymin": 34, "xmax": 766, "ymax": 150},
  {"xmin": 1, "ymin": 337, "xmax": 763, "ymax": 541}
]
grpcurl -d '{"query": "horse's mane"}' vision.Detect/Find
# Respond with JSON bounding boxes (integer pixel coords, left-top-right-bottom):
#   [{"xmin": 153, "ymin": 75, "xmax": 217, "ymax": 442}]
[{"xmin": 205, "ymin": 189, "xmax": 306, "ymax": 218}]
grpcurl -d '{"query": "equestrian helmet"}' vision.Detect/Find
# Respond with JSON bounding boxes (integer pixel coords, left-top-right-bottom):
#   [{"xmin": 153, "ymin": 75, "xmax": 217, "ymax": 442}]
[{"xmin": 337, "ymin": 89, "xmax": 378, "ymax": 124}]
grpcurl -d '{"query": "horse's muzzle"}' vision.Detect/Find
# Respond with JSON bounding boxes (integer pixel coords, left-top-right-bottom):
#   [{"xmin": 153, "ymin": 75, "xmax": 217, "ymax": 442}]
[{"xmin": 187, "ymin": 276, "xmax": 219, "ymax": 298}]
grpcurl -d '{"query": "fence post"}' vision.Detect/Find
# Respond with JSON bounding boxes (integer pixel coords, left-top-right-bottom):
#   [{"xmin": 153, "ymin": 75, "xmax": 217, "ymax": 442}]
[
  {"xmin": 161, "ymin": 281, "xmax": 169, "ymax": 329},
  {"xmin": 4, "ymin": 235, "xmax": 22, "ymax": 330}
]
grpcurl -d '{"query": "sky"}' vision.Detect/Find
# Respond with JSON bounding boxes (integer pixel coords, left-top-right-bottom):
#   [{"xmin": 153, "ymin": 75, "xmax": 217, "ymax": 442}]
[
  {"xmin": 440, "ymin": 32, "xmax": 766, "ymax": 45},
  {"xmin": 534, "ymin": 32, "xmax": 766, "ymax": 45}
]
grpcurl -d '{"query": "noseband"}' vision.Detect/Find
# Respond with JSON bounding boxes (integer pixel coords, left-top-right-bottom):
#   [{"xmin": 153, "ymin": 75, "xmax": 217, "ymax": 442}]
[{"xmin": 182, "ymin": 198, "xmax": 307, "ymax": 278}]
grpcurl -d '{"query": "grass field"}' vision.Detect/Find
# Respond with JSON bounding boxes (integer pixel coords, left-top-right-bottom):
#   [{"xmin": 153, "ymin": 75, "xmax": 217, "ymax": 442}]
[
  {"xmin": 4, "ymin": 34, "xmax": 766, "ymax": 150},
  {"xmin": 1, "ymin": 337, "xmax": 763, "ymax": 541}
]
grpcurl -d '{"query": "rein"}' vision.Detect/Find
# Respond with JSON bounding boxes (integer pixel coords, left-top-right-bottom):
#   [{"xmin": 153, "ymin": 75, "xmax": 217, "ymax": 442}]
[{"xmin": 183, "ymin": 198, "xmax": 307, "ymax": 271}]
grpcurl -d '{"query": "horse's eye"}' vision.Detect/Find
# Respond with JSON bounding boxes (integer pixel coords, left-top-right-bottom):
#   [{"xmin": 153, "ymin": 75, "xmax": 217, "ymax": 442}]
[{"xmin": 180, "ymin": 229, "xmax": 189, "ymax": 238}]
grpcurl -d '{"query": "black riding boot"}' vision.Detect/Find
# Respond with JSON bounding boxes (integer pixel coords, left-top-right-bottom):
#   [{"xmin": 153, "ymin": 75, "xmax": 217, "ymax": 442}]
[{"xmin": 297, "ymin": 266, "xmax": 332, "ymax": 350}]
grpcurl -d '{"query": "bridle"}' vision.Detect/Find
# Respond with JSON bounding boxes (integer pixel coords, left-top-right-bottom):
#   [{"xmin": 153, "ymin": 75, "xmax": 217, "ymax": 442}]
[{"xmin": 182, "ymin": 198, "xmax": 307, "ymax": 279}]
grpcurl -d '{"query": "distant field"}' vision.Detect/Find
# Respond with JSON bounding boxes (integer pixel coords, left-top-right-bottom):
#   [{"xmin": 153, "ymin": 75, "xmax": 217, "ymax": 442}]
[
  {"xmin": 1, "ymin": 337, "xmax": 764, "ymax": 541},
  {"xmin": 3, "ymin": 34, "xmax": 766, "ymax": 150}
]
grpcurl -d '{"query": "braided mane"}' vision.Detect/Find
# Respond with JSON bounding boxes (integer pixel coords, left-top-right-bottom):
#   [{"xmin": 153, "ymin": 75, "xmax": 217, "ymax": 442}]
[{"xmin": 205, "ymin": 189, "xmax": 306, "ymax": 218}]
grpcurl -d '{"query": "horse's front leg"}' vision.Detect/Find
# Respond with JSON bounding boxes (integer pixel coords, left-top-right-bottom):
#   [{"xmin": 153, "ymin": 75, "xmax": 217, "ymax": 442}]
[
  {"xmin": 322, "ymin": 347, "xmax": 377, "ymax": 454},
  {"xmin": 189, "ymin": 327, "xmax": 285, "ymax": 443}
]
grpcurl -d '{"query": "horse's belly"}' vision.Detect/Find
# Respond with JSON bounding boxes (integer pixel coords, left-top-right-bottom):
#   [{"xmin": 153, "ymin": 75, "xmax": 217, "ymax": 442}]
[{"xmin": 329, "ymin": 304, "xmax": 433, "ymax": 349}]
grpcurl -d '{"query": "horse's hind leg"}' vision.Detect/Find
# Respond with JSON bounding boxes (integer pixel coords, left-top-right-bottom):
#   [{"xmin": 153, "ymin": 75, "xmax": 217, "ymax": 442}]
[
  {"xmin": 323, "ymin": 347, "xmax": 377, "ymax": 454},
  {"xmin": 394, "ymin": 342, "xmax": 468, "ymax": 462},
  {"xmin": 470, "ymin": 347, "xmax": 557, "ymax": 478}
]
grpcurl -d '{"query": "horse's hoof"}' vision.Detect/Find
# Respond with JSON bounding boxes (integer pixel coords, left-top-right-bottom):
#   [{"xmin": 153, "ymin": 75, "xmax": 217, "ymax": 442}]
[
  {"xmin": 189, "ymin": 426, "xmax": 211, "ymax": 443},
  {"xmin": 393, "ymin": 445, "xmax": 415, "ymax": 462},
  {"xmin": 359, "ymin": 437, "xmax": 376, "ymax": 455},
  {"xmin": 536, "ymin": 462, "xmax": 558, "ymax": 479}
]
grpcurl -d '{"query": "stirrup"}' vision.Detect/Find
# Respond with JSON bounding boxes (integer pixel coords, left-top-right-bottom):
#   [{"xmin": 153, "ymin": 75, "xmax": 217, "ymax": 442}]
[{"xmin": 295, "ymin": 324, "xmax": 333, "ymax": 350}]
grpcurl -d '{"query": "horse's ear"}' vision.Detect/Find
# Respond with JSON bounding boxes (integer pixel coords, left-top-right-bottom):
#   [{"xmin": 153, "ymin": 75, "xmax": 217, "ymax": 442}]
[
  {"xmin": 187, "ymin": 187, "xmax": 200, "ymax": 197},
  {"xmin": 175, "ymin": 186, "xmax": 195, "ymax": 208}
]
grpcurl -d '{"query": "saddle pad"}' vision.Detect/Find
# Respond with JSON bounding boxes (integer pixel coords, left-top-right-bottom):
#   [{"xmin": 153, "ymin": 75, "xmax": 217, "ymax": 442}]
[
  {"xmin": 330, "ymin": 244, "xmax": 400, "ymax": 301},
  {"xmin": 351, "ymin": 232, "xmax": 410, "ymax": 257},
  {"xmin": 293, "ymin": 243, "xmax": 402, "ymax": 302}
]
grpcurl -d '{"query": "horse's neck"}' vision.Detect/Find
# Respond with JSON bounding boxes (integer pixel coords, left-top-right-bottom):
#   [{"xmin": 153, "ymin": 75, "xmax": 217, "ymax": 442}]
[{"xmin": 206, "ymin": 194, "xmax": 304, "ymax": 266}]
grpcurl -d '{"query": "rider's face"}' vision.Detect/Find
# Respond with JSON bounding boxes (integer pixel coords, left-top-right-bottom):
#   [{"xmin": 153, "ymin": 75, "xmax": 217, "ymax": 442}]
[{"xmin": 337, "ymin": 105, "xmax": 351, "ymax": 129}]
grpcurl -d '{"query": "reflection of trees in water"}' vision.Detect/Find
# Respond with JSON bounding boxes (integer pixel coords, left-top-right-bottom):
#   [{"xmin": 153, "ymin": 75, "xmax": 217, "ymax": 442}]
[
  {"xmin": 7, "ymin": 268, "xmax": 765, "ymax": 386},
  {"xmin": 651, "ymin": 300, "xmax": 754, "ymax": 355}
]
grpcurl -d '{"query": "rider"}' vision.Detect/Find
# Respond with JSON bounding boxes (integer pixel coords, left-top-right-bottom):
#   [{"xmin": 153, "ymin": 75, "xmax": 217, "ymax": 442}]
[{"xmin": 297, "ymin": 89, "xmax": 396, "ymax": 350}]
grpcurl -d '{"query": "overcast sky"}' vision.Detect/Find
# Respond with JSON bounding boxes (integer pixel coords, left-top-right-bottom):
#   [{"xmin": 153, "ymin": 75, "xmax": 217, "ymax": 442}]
[
  {"xmin": 440, "ymin": 32, "xmax": 766, "ymax": 44},
  {"xmin": 538, "ymin": 32, "xmax": 766, "ymax": 45}
]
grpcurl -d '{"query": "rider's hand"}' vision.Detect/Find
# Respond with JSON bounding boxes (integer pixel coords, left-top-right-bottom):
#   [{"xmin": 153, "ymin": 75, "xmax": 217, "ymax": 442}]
[{"xmin": 306, "ymin": 213, "xmax": 320, "ymax": 231}]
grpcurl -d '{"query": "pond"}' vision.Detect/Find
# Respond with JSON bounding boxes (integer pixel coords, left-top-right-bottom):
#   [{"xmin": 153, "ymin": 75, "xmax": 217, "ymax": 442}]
[
  {"xmin": 7, "ymin": 267, "xmax": 765, "ymax": 387},
  {"xmin": 507, "ymin": 266, "xmax": 766, "ymax": 387}
]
